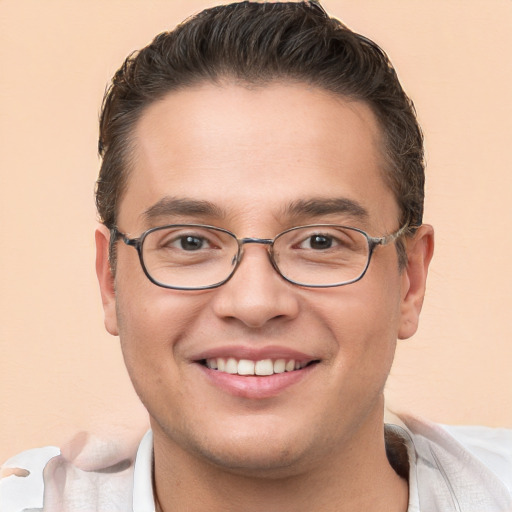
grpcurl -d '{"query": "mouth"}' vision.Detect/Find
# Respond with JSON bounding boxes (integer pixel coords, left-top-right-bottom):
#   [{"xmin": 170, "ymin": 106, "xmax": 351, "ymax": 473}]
[
  {"xmin": 195, "ymin": 351, "xmax": 320, "ymax": 398},
  {"xmin": 200, "ymin": 357, "xmax": 318, "ymax": 376}
]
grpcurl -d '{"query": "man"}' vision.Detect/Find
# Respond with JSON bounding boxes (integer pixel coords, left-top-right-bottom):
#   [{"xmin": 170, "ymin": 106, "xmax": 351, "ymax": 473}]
[{"xmin": 1, "ymin": 2, "xmax": 511, "ymax": 511}]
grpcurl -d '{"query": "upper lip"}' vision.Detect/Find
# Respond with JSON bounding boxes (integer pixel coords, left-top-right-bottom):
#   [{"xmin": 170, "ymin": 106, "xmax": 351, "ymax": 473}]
[{"xmin": 191, "ymin": 345, "xmax": 319, "ymax": 363}]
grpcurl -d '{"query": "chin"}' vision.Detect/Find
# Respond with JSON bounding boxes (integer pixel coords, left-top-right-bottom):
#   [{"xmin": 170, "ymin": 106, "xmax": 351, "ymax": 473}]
[
  {"xmin": 157, "ymin": 413, "xmax": 317, "ymax": 477},
  {"xmin": 195, "ymin": 439, "xmax": 309, "ymax": 478}
]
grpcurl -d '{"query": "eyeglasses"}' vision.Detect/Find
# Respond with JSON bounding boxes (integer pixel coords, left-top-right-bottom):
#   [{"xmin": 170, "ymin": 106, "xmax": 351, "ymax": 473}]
[{"xmin": 112, "ymin": 223, "xmax": 409, "ymax": 290}]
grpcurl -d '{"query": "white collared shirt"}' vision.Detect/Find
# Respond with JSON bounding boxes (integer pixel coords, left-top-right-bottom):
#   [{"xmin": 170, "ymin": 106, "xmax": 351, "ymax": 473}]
[{"xmin": 1, "ymin": 416, "xmax": 511, "ymax": 511}]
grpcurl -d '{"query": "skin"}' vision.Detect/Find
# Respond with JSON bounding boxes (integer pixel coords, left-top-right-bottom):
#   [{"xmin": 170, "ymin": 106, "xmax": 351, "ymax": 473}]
[{"xmin": 96, "ymin": 82, "xmax": 434, "ymax": 512}]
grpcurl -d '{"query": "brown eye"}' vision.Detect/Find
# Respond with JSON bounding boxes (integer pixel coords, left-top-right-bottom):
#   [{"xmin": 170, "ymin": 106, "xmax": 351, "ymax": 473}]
[
  {"xmin": 178, "ymin": 236, "xmax": 205, "ymax": 251},
  {"xmin": 297, "ymin": 233, "xmax": 339, "ymax": 250},
  {"xmin": 308, "ymin": 235, "xmax": 333, "ymax": 250}
]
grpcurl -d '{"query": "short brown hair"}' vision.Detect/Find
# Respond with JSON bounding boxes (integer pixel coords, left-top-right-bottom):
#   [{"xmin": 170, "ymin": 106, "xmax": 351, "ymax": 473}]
[{"xmin": 97, "ymin": 1, "xmax": 424, "ymax": 267}]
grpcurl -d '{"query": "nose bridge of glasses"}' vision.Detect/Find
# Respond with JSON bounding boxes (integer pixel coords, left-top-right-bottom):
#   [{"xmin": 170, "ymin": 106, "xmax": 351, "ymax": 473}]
[
  {"xmin": 235, "ymin": 237, "xmax": 276, "ymax": 268},
  {"xmin": 239, "ymin": 237, "xmax": 274, "ymax": 246},
  {"xmin": 237, "ymin": 237, "xmax": 274, "ymax": 258}
]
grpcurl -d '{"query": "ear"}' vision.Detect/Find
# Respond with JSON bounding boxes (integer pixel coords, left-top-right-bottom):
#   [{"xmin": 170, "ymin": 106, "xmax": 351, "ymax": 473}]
[
  {"xmin": 95, "ymin": 224, "xmax": 119, "ymax": 336},
  {"xmin": 398, "ymin": 224, "xmax": 434, "ymax": 340}
]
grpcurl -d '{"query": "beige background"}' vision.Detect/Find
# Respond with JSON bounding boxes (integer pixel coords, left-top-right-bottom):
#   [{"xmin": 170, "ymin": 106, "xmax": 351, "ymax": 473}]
[{"xmin": 1, "ymin": 0, "xmax": 511, "ymax": 463}]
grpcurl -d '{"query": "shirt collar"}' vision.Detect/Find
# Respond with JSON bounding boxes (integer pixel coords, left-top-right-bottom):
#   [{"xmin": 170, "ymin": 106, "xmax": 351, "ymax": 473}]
[
  {"xmin": 132, "ymin": 430, "xmax": 156, "ymax": 512},
  {"xmin": 385, "ymin": 422, "xmax": 421, "ymax": 512}
]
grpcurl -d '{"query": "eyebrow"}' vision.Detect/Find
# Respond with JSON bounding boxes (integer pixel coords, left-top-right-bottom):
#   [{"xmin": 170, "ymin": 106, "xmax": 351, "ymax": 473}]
[
  {"xmin": 283, "ymin": 197, "xmax": 369, "ymax": 221},
  {"xmin": 141, "ymin": 196, "xmax": 368, "ymax": 225},
  {"xmin": 141, "ymin": 197, "xmax": 225, "ymax": 223}
]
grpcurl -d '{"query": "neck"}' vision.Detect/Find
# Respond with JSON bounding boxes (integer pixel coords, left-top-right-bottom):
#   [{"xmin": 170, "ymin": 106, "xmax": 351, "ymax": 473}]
[{"xmin": 152, "ymin": 409, "xmax": 408, "ymax": 512}]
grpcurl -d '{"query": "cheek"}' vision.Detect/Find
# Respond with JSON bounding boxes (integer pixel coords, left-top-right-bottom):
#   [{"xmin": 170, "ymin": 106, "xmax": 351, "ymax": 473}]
[
  {"xmin": 114, "ymin": 278, "xmax": 207, "ymax": 376},
  {"xmin": 114, "ymin": 285, "xmax": 213, "ymax": 425},
  {"xmin": 317, "ymin": 267, "xmax": 403, "ymax": 372}
]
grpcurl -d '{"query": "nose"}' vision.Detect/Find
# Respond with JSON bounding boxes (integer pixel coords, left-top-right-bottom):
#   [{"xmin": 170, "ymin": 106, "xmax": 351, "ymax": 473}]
[{"xmin": 210, "ymin": 244, "xmax": 300, "ymax": 329}]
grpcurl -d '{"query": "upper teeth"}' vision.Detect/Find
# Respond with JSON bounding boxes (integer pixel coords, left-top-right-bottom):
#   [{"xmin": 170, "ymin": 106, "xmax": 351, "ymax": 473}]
[{"xmin": 205, "ymin": 358, "xmax": 307, "ymax": 376}]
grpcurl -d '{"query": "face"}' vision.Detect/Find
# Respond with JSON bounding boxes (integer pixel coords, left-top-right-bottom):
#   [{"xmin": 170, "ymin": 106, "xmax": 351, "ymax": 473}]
[{"xmin": 96, "ymin": 82, "xmax": 432, "ymax": 476}]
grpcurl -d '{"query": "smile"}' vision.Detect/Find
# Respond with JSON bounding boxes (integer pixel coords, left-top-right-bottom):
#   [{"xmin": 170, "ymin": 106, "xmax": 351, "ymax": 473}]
[
  {"xmin": 204, "ymin": 358, "xmax": 312, "ymax": 376},
  {"xmin": 196, "ymin": 352, "xmax": 320, "ymax": 398}
]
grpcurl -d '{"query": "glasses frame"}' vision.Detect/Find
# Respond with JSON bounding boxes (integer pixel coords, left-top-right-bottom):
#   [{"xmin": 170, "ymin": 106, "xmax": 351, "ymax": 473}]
[{"xmin": 111, "ymin": 222, "xmax": 410, "ymax": 290}]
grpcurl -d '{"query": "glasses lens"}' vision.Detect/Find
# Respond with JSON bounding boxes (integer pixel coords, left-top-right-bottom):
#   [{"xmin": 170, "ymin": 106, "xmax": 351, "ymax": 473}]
[
  {"xmin": 273, "ymin": 226, "xmax": 370, "ymax": 286},
  {"xmin": 141, "ymin": 225, "xmax": 239, "ymax": 289}
]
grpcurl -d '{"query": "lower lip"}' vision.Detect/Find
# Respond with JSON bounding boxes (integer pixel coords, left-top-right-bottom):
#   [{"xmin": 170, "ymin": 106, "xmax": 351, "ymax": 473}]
[{"xmin": 197, "ymin": 363, "xmax": 317, "ymax": 399}]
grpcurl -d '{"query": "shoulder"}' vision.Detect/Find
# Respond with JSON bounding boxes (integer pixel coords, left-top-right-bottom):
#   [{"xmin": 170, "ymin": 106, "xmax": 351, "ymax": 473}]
[
  {"xmin": 0, "ymin": 446, "xmax": 60, "ymax": 512},
  {"xmin": 398, "ymin": 414, "xmax": 512, "ymax": 511},
  {"xmin": 439, "ymin": 423, "xmax": 512, "ymax": 493},
  {"xmin": 0, "ymin": 431, "xmax": 145, "ymax": 512}
]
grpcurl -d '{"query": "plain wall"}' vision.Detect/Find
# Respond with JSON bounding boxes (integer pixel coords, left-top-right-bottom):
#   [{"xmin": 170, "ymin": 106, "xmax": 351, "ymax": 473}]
[{"xmin": 1, "ymin": 0, "xmax": 511, "ymax": 463}]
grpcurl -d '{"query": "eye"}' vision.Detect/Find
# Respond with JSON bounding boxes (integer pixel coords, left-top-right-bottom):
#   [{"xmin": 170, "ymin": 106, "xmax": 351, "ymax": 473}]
[
  {"xmin": 177, "ymin": 235, "xmax": 207, "ymax": 251},
  {"xmin": 299, "ymin": 234, "xmax": 338, "ymax": 250},
  {"xmin": 156, "ymin": 230, "xmax": 216, "ymax": 251}
]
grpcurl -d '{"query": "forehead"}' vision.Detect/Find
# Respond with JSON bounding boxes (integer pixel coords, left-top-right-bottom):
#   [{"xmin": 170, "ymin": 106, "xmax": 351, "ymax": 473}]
[{"xmin": 119, "ymin": 82, "xmax": 398, "ymax": 232}]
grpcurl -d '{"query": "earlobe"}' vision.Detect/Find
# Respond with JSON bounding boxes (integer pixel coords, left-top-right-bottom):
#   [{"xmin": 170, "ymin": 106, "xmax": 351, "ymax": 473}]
[
  {"xmin": 95, "ymin": 224, "xmax": 119, "ymax": 336},
  {"xmin": 398, "ymin": 224, "xmax": 434, "ymax": 340}
]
